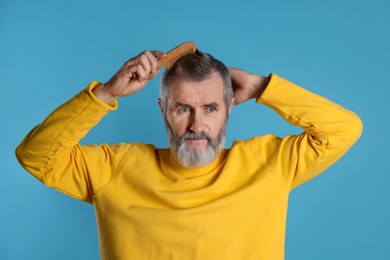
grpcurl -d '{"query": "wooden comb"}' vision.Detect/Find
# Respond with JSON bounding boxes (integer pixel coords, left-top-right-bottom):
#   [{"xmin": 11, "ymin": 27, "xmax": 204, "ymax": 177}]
[{"xmin": 157, "ymin": 41, "xmax": 197, "ymax": 69}]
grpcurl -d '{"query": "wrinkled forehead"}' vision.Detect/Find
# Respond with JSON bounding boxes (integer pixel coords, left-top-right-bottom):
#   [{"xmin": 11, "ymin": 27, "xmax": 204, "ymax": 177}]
[{"xmin": 167, "ymin": 71, "xmax": 225, "ymax": 104}]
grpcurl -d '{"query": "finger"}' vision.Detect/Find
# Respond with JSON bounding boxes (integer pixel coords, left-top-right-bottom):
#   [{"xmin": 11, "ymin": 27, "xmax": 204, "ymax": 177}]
[
  {"xmin": 149, "ymin": 50, "xmax": 166, "ymax": 75},
  {"xmin": 135, "ymin": 64, "xmax": 148, "ymax": 82},
  {"xmin": 123, "ymin": 50, "xmax": 150, "ymax": 67},
  {"xmin": 123, "ymin": 55, "xmax": 138, "ymax": 67},
  {"xmin": 138, "ymin": 54, "xmax": 152, "ymax": 77},
  {"xmin": 123, "ymin": 64, "xmax": 139, "ymax": 79},
  {"xmin": 144, "ymin": 51, "xmax": 159, "ymax": 74},
  {"xmin": 148, "ymin": 68, "xmax": 161, "ymax": 80}
]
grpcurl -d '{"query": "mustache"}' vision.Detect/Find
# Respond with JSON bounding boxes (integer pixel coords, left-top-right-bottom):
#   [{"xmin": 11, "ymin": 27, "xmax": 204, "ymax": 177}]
[{"xmin": 178, "ymin": 131, "xmax": 212, "ymax": 145}]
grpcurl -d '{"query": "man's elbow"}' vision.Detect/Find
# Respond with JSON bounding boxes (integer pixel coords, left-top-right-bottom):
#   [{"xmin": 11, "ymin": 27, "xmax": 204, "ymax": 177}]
[
  {"xmin": 335, "ymin": 112, "xmax": 363, "ymax": 151},
  {"xmin": 15, "ymin": 142, "xmax": 45, "ymax": 182},
  {"xmin": 15, "ymin": 143, "xmax": 27, "ymax": 168},
  {"xmin": 324, "ymin": 112, "xmax": 363, "ymax": 159},
  {"xmin": 15, "ymin": 143, "xmax": 34, "ymax": 173},
  {"xmin": 348, "ymin": 112, "xmax": 363, "ymax": 144}
]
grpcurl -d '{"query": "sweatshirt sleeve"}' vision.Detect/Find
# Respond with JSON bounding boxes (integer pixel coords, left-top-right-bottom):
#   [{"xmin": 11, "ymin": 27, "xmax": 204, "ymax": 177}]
[
  {"xmin": 254, "ymin": 74, "xmax": 363, "ymax": 190},
  {"xmin": 15, "ymin": 81, "xmax": 132, "ymax": 203}
]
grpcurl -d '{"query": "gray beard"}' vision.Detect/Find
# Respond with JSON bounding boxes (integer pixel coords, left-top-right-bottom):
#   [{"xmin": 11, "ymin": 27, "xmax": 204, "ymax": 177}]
[{"xmin": 164, "ymin": 120, "xmax": 227, "ymax": 168}]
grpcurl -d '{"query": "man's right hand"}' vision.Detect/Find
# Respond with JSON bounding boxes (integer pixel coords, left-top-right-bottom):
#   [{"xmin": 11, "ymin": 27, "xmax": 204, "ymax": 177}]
[{"xmin": 93, "ymin": 50, "xmax": 166, "ymax": 104}]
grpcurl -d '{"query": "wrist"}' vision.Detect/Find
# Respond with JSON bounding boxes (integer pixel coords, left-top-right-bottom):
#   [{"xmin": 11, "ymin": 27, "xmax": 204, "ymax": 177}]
[
  {"xmin": 251, "ymin": 74, "xmax": 269, "ymax": 99},
  {"xmin": 92, "ymin": 84, "xmax": 118, "ymax": 104}
]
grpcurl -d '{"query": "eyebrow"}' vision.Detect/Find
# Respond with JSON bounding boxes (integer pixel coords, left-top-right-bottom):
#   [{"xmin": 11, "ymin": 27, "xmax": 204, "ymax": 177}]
[
  {"xmin": 172, "ymin": 102, "xmax": 219, "ymax": 109},
  {"xmin": 203, "ymin": 102, "xmax": 219, "ymax": 108},
  {"xmin": 173, "ymin": 102, "xmax": 190, "ymax": 109}
]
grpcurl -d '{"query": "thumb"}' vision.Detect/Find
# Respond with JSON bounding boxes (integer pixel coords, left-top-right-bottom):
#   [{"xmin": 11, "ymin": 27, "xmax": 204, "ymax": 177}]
[{"xmin": 151, "ymin": 50, "xmax": 166, "ymax": 59}]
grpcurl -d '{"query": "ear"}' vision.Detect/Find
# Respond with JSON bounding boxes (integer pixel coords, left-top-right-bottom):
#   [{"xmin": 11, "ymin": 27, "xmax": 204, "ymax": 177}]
[
  {"xmin": 228, "ymin": 97, "xmax": 235, "ymax": 114},
  {"xmin": 157, "ymin": 98, "xmax": 164, "ymax": 114}
]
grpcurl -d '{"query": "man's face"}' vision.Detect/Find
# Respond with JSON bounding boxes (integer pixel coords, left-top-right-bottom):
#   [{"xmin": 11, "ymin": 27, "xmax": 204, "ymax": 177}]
[{"xmin": 159, "ymin": 71, "xmax": 234, "ymax": 168}]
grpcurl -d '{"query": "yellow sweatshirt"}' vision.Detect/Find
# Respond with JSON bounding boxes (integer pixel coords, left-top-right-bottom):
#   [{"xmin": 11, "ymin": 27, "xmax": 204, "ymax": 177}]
[{"xmin": 16, "ymin": 74, "xmax": 362, "ymax": 259}]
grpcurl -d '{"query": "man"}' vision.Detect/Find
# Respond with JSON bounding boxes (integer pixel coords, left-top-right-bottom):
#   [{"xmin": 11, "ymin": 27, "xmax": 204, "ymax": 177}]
[{"xmin": 16, "ymin": 47, "xmax": 362, "ymax": 259}]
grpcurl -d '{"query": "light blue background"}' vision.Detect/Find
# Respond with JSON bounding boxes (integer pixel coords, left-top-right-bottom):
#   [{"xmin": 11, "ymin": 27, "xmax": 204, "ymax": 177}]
[{"xmin": 1, "ymin": 0, "xmax": 389, "ymax": 259}]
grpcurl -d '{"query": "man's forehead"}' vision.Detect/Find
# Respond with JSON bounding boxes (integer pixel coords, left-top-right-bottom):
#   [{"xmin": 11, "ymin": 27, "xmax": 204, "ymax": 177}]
[{"xmin": 168, "ymin": 71, "xmax": 225, "ymax": 103}]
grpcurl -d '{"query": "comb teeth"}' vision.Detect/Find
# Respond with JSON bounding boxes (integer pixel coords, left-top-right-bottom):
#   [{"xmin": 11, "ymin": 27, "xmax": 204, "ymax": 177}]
[
  {"xmin": 157, "ymin": 42, "xmax": 197, "ymax": 70},
  {"xmin": 165, "ymin": 48, "xmax": 195, "ymax": 69}
]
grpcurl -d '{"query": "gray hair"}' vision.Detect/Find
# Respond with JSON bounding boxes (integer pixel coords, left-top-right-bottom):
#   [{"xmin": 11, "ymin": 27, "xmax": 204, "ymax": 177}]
[{"xmin": 160, "ymin": 50, "xmax": 233, "ymax": 112}]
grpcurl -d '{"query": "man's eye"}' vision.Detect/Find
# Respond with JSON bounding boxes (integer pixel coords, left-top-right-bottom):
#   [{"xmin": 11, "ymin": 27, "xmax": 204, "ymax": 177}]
[
  {"xmin": 206, "ymin": 107, "xmax": 216, "ymax": 113},
  {"xmin": 179, "ymin": 106, "xmax": 190, "ymax": 113}
]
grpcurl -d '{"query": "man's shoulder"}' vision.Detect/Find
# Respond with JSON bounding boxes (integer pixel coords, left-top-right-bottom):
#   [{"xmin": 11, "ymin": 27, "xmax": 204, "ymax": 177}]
[
  {"xmin": 127, "ymin": 142, "xmax": 159, "ymax": 152},
  {"xmin": 91, "ymin": 141, "xmax": 160, "ymax": 155},
  {"xmin": 231, "ymin": 135, "xmax": 282, "ymax": 148},
  {"xmin": 127, "ymin": 142, "xmax": 171, "ymax": 157}
]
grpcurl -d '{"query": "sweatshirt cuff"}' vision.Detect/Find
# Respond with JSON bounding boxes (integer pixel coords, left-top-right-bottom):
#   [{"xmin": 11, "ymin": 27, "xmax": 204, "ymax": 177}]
[
  {"xmin": 256, "ymin": 73, "xmax": 299, "ymax": 105},
  {"xmin": 85, "ymin": 81, "xmax": 118, "ymax": 111}
]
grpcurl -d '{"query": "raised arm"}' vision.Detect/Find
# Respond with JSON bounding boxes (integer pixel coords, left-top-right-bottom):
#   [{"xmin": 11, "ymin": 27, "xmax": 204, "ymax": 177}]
[
  {"xmin": 15, "ymin": 50, "xmax": 165, "ymax": 202},
  {"xmin": 229, "ymin": 68, "xmax": 363, "ymax": 189}
]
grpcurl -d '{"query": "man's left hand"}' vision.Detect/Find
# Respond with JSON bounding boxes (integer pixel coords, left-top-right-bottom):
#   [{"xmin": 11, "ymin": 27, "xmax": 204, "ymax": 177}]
[{"xmin": 229, "ymin": 68, "xmax": 269, "ymax": 105}]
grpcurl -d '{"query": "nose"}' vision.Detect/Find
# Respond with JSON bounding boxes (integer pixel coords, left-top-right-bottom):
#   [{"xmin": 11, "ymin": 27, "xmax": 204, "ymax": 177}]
[{"xmin": 188, "ymin": 110, "xmax": 204, "ymax": 133}]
